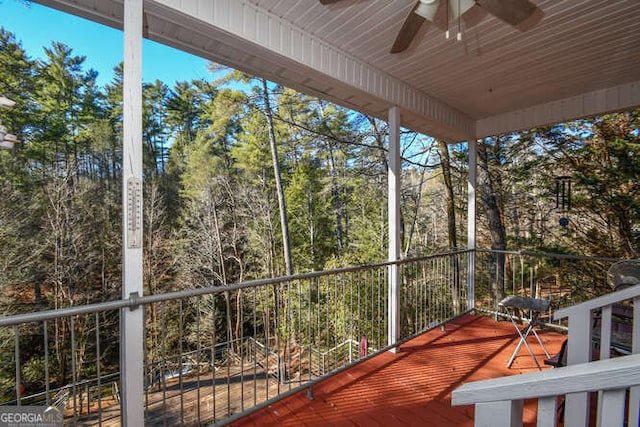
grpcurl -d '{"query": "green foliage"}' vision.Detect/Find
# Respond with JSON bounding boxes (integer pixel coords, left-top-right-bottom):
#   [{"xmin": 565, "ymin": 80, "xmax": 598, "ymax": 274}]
[{"xmin": 285, "ymin": 155, "xmax": 334, "ymax": 271}]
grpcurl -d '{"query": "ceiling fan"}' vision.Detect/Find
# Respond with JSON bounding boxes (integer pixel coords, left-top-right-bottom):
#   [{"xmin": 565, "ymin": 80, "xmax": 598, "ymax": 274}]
[{"xmin": 319, "ymin": 0, "xmax": 542, "ymax": 53}]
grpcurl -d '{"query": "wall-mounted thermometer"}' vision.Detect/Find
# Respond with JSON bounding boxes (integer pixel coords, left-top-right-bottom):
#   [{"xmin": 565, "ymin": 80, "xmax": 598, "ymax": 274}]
[{"xmin": 127, "ymin": 177, "xmax": 142, "ymax": 248}]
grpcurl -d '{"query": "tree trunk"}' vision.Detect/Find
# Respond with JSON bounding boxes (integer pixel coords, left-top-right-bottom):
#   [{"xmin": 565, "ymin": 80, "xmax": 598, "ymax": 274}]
[
  {"xmin": 261, "ymin": 78, "xmax": 292, "ymax": 276},
  {"xmin": 437, "ymin": 139, "xmax": 458, "ymax": 250},
  {"xmin": 327, "ymin": 140, "xmax": 344, "ymax": 253},
  {"xmin": 477, "ymin": 139, "xmax": 507, "ymax": 304},
  {"xmin": 317, "ymin": 100, "xmax": 344, "ymax": 253},
  {"xmin": 403, "ymin": 150, "xmax": 428, "ymax": 257},
  {"xmin": 438, "ymin": 139, "xmax": 461, "ymax": 312}
]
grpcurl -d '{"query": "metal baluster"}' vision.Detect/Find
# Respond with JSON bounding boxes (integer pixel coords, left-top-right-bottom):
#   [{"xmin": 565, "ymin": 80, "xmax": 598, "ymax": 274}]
[
  {"xmin": 425, "ymin": 260, "xmax": 430, "ymax": 327},
  {"xmin": 211, "ymin": 296, "xmax": 217, "ymax": 422},
  {"xmin": 417, "ymin": 261, "xmax": 423, "ymax": 328},
  {"xmin": 427, "ymin": 260, "xmax": 440, "ymax": 326},
  {"xmin": 14, "ymin": 325, "xmax": 21, "ymax": 406},
  {"xmin": 432, "ymin": 259, "xmax": 437, "ymax": 323},
  {"xmin": 329, "ymin": 275, "xmax": 334, "ymax": 371},
  {"xmin": 143, "ymin": 304, "xmax": 149, "ymax": 423},
  {"xmin": 307, "ymin": 276, "xmax": 313, "ymax": 381},
  {"xmin": 430, "ymin": 258, "xmax": 435, "ymax": 324},
  {"xmin": 226, "ymin": 292, "xmax": 232, "ymax": 417},
  {"xmin": 196, "ymin": 297, "xmax": 202, "ymax": 423},
  {"xmin": 450, "ymin": 255, "xmax": 456, "ymax": 317},
  {"xmin": 438, "ymin": 257, "xmax": 443, "ymax": 322},
  {"xmin": 368, "ymin": 269, "xmax": 373, "ymax": 353},
  {"xmin": 286, "ymin": 280, "xmax": 292, "ymax": 391},
  {"xmin": 240, "ymin": 289, "xmax": 246, "ymax": 411},
  {"xmin": 384, "ymin": 266, "xmax": 389, "ymax": 346},
  {"xmin": 377, "ymin": 267, "xmax": 382, "ymax": 349},
  {"xmin": 160, "ymin": 302, "xmax": 167, "ymax": 427},
  {"xmin": 95, "ymin": 313, "xmax": 102, "ymax": 427},
  {"xmin": 71, "ymin": 316, "xmax": 78, "ymax": 421},
  {"xmin": 349, "ymin": 272, "xmax": 353, "ymax": 362},
  {"xmin": 44, "ymin": 320, "xmax": 50, "ymax": 407},
  {"xmin": 264, "ymin": 286, "xmax": 270, "ymax": 402},
  {"xmin": 296, "ymin": 280, "xmax": 305, "ymax": 387},
  {"xmin": 178, "ymin": 299, "xmax": 185, "ymax": 424},
  {"xmin": 517, "ymin": 253, "xmax": 523, "ymax": 295},
  {"xmin": 274, "ymin": 283, "xmax": 280, "ymax": 396},
  {"xmin": 252, "ymin": 287, "xmax": 257, "ymax": 406},
  {"xmin": 317, "ymin": 276, "xmax": 322, "ymax": 373},
  {"xmin": 510, "ymin": 253, "xmax": 515, "ymax": 295},
  {"xmin": 357, "ymin": 271, "xmax": 361, "ymax": 349}
]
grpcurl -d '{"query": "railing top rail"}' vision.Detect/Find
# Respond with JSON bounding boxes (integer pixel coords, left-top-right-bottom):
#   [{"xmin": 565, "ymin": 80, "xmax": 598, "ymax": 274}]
[
  {"xmin": 0, "ymin": 250, "xmax": 470, "ymax": 327},
  {"xmin": 476, "ymin": 248, "xmax": 623, "ymax": 263},
  {"xmin": 452, "ymin": 353, "xmax": 640, "ymax": 406},
  {"xmin": 554, "ymin": 284, "xmax": 640, "ymax": 319}
]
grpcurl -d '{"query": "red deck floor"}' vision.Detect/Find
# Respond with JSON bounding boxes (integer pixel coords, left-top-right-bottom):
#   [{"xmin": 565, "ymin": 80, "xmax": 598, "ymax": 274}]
[{"xmin": 231, "ymin": 314, "xmax": 566, "ymax": 427}]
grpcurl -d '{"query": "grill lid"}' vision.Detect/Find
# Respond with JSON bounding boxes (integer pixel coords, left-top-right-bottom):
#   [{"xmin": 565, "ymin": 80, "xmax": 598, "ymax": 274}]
[{"xmin": 607, "ymin": 260, "xmax": 640, "ymax": 291}]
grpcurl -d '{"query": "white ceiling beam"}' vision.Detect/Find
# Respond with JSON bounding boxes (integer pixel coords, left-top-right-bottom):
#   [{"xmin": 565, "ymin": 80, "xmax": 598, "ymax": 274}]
[{"xmin": 476, "ymin": 80, "xmax": 640, "ymax": 138}]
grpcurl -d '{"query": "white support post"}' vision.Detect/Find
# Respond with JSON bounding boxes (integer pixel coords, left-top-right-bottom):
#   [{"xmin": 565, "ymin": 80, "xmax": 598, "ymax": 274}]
[
  {"xmin": 564, "ymin": 310, "xmax": 592, "ymax": 427},
  {"xmin": 475, "ymin": 400, "xmax": 523, "ymax": 427},
  {"xmin": 121, "ymin": 0, "xmax": 144, "ymax": 425},
  {"xmin": 597, "ymin": 389, "xmax": 626, "ymax": 427},
  {"xmin": 536, "ymin": 396, "xmax": 557, "ymax": 427},
  {"xmin": 467, "ymin": 140, "xmax": 477, "ymax": 310},
  {"xmin": 388, "ymin": 105, "xmax": 401, "ymax": 351}
]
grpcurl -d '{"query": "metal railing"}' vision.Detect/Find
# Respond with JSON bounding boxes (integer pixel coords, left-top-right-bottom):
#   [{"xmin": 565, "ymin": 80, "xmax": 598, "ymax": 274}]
[
  {"xmin": 474, "ymin": 249, "xmax": 623, "ymax": 327},
  {"xmin": 399, "ymin": 251, "xmax": 469, "ymax": 337},
  {"xmin": 0, "ymin": 251, "xmax": 469, "ymax": 426},
  {"xmin": 0, "ymin": 249, "xmax": 626, "ymax": 425}
]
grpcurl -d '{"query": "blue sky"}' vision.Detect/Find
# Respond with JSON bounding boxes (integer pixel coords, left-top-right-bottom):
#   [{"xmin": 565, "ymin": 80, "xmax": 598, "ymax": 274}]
[{"xmin": 2, "ymin": 0, "xmax": 212, "ymax": 87}]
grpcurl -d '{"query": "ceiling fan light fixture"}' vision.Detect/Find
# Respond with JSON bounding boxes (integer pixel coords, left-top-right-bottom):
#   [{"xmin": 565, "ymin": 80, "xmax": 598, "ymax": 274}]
[{"xmin": 415, "ymin": 0, "xmax": 440, "ymax": 21}]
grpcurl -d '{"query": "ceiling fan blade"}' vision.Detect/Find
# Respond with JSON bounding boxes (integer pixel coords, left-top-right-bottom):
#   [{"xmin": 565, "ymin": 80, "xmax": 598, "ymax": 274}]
[
  {"xmin": 431, "ymin": 1, "xmax": 449, "ymax": 30},
  {"xmin": 476, "ymin": 0, "xmax": 538, "ymax": 26},
  {"xmin": 462, "ymin": 5, "xmax": 488, "ymax": 29},
  {"xmin": 319, "ymin": 0, "xmax": 345, "ymax": 4},
  {"xmin": 391, "ymin": 1, "xmax": 427, "ymax": 53},
  {"xmin": 143, "ymin": 11, "xmax": 149, "ymax": 38}
]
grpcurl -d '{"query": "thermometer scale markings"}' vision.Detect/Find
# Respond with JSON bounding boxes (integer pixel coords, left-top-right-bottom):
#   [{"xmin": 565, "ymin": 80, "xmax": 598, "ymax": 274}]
[{"xmin": 127, "ymin": 177, "xmax": 142, "ymax": 248}]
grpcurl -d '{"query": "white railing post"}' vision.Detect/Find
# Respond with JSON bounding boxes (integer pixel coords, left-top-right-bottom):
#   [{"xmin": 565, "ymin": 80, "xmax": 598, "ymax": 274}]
[
  {"xmin": 598, "ymin": 389, "xmax": 626, "ymax": 426},
  {"xmin": 121, "ymin": 0, "xmax": 144, "ymax": 425},
  {"xmin": 475, "ymin": 400, "xmax": 523, "ymax": 427},
  {"xmin": 563, "ymin": 310, "xmax": 592, "ymax": 427},
  {"xmin": 536, "ymin": 396, "xmax": 557, "ymax": 427},
  {"xmin": 387, "ymin": 106, "xmax": 401, "ymax": 350},
  {"xmin": 453, "ymin": 354, "xmax": 640, "ymax": 427}
]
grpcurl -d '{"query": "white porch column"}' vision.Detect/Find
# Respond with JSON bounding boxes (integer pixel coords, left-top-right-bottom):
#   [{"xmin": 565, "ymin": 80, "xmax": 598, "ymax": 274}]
[
  {"xmin": 564, "ymin": 310, "xmax": 591, "ymax": 427},
  {"xmin": 121, "ymin": 0, "xmax": 144, "ymax": 425},
  {"xmin": 467, "ymin": 140, "xmax": 477, "ymax": 309},
  {"xmin": 388, "ymin": 106, "xmax": 401, "ymax": 350}
]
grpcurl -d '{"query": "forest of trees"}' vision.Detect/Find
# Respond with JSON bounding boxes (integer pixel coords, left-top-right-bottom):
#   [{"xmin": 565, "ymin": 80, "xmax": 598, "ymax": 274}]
[
  {"xmin": 0, "ymin": 27, "xmax": 454, "ymax": 309},
  {"xmin": 0, "ymin": 26, "xmax": 639, "ymax": 399}
]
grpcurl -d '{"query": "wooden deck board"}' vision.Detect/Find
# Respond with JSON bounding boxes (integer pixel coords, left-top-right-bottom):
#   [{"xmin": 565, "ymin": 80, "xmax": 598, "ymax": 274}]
[{"xmin": 230, "ymin": 314, "xmax": 566, "ymax": 427}]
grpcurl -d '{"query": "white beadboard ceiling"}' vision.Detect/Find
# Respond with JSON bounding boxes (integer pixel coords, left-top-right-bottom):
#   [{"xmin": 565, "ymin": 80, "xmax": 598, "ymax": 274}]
[{"xmin": 35, "ymin": 0, "xmax": 640, "ymax": 142}]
